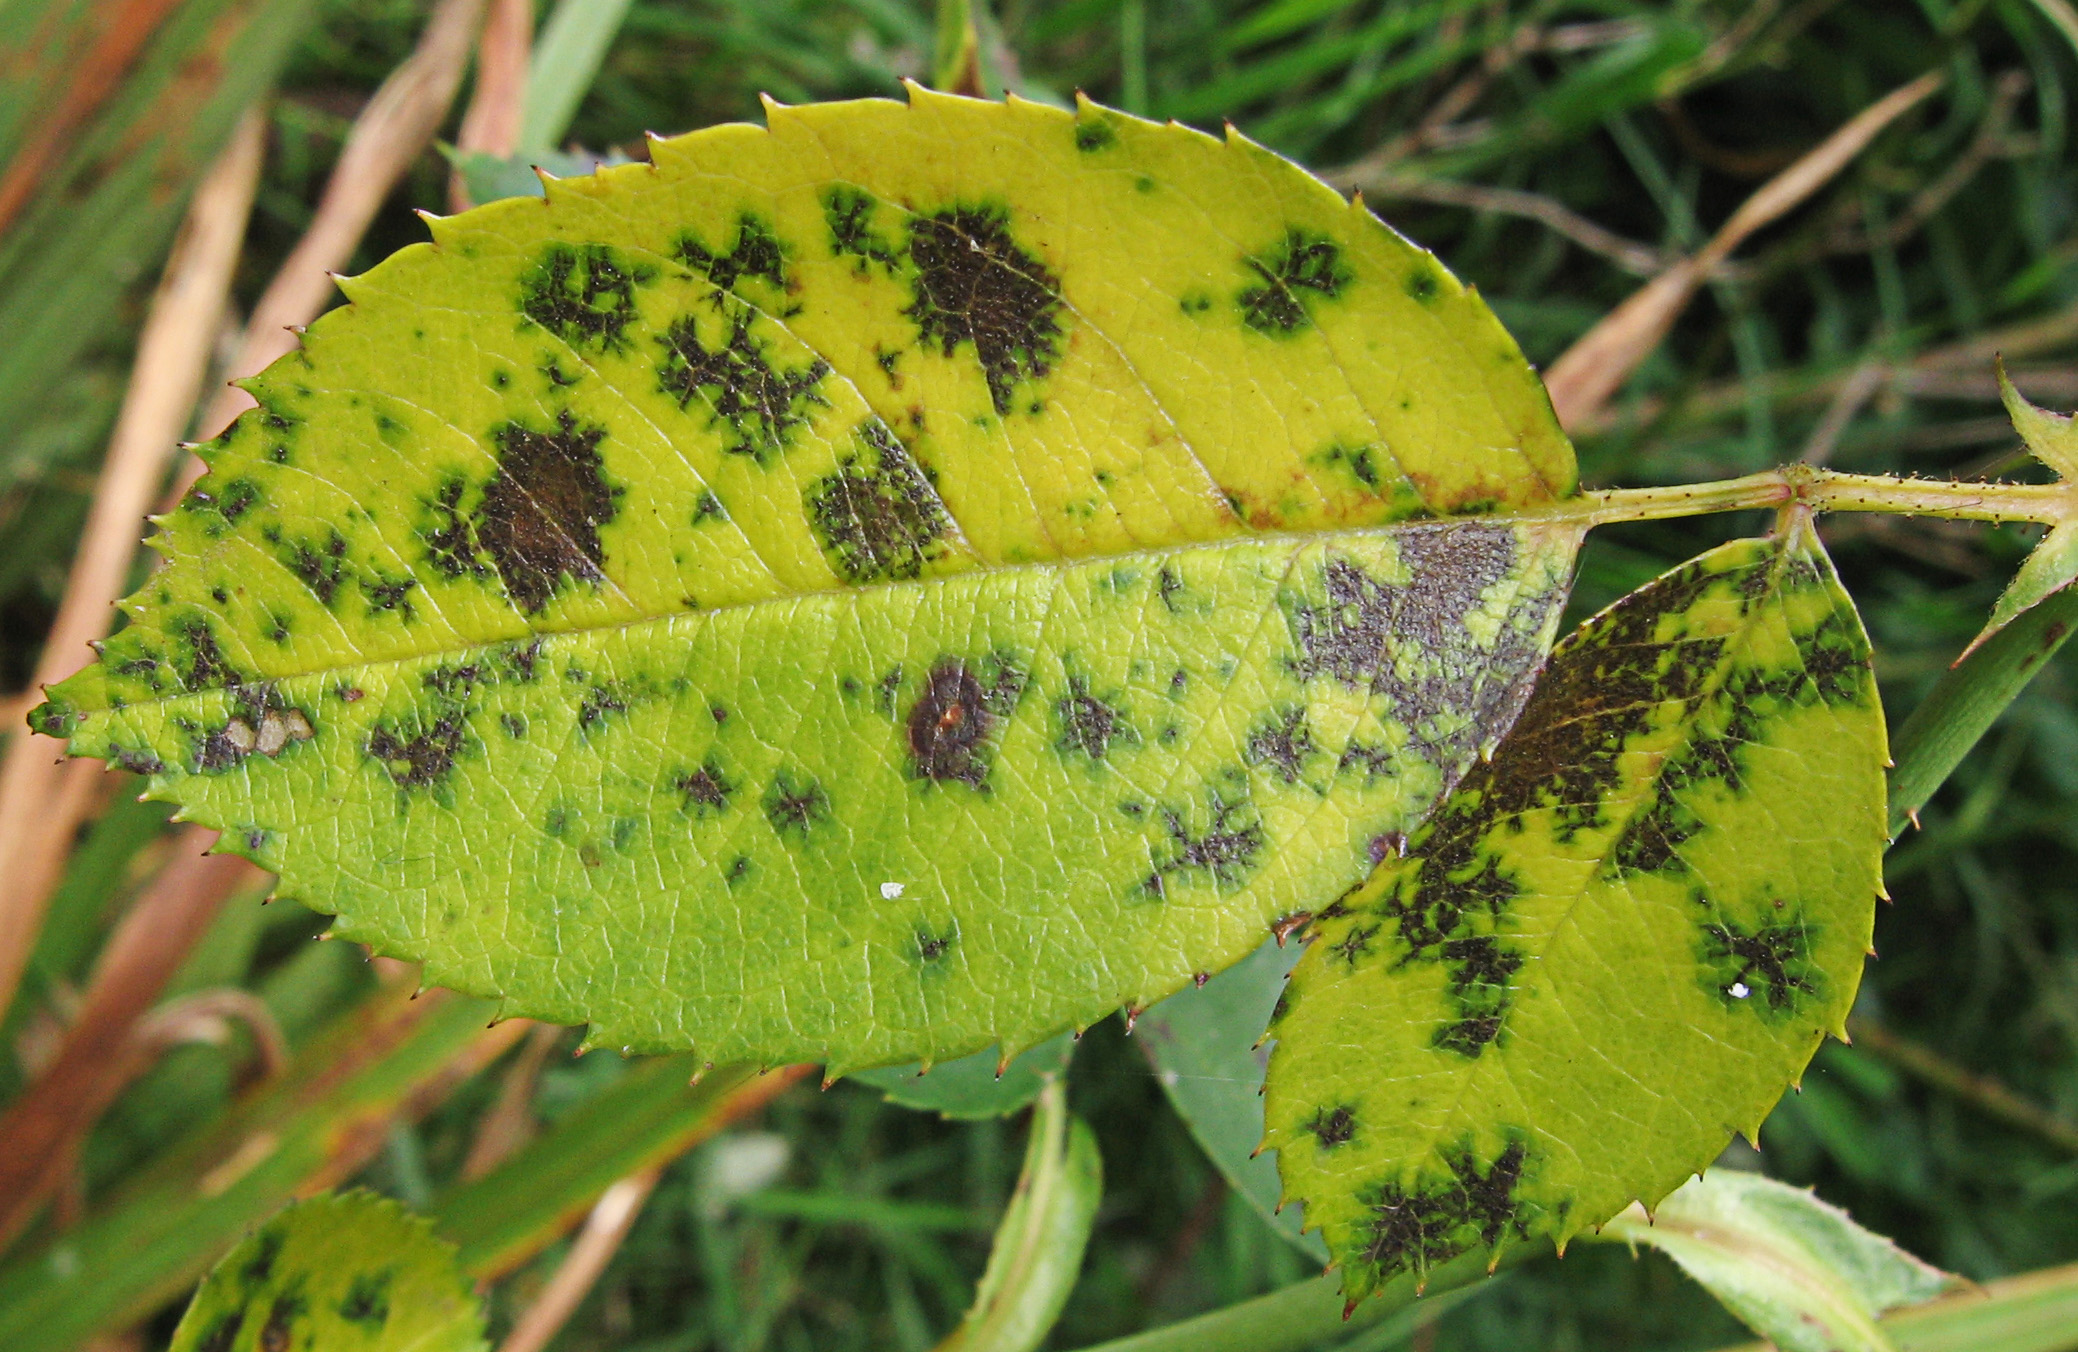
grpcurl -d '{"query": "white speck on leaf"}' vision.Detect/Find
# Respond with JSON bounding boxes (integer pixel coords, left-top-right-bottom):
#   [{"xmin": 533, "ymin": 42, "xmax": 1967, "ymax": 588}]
[
  {"xmin": 880, "ymin": 881, "xmax": 904, "ymax": 899},
  {"xmin": 1728, "ymin": 982, "xmax": 1750, "ymax": 1000}
]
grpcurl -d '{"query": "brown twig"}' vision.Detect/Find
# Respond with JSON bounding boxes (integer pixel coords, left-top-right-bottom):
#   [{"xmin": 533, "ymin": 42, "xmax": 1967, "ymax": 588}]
[
  {"xmin": 1347, "ymin": 175, "xmax": 1671, "ymax": 277},
  {"xmin": 0, "ymin": 111, "xmax": 266, "ymax": 1027},
  {"xmin": 175, "ymin": 0, "xmax": 489, "ymax": 491},
  {"xmin": 459, "ymin": 1020, "xmax": 559, "ymax": 1182},
  {"xmin": 0, "ymin": 833, "xmax": 259, "ymax": 1252},
  {"xmin": 133, "ymin": 987, "xmax": 292, "ymax": 1083},
  {"xmin": 448, "ymin": 0, "xmax": 533, "ymax": 213},
  {"xmin": 1847, "ymin": 1016, "xmax": 2078, "ymax": 1156},
  {"xmin": 496, "ymin": 1169, "xmax": 663, "ymax": 1352},
  {"xmin": 1544, "ymin": 70, "xmax": 1945, "ymax": 432}
]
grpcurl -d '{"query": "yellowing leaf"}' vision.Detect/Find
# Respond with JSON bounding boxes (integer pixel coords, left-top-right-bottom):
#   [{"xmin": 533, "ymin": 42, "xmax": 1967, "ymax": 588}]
[
  {"xmin": 1262, "ymin": 525, "xmax": 1886, "ymax": 1306},
  {"xmin": 35, "ymin": 90, "xmax": 1577, "ymax": 1072},
  {"xmin": 168, "ymin": 1191, "xmax": 484, "ymax": 1352}
]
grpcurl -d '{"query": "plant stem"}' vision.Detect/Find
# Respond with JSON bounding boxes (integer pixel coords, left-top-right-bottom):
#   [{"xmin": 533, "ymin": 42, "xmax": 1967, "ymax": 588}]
[{"xmin": 1554, "ymin": 465, "xmax": 2075, "ymax": 529}]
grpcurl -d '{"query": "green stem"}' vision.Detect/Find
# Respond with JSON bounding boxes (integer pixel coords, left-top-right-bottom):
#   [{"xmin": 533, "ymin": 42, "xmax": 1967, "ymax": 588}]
[{"xmin": 1547, "ymin": 465, "xmax": 2075, "ymax": 529}]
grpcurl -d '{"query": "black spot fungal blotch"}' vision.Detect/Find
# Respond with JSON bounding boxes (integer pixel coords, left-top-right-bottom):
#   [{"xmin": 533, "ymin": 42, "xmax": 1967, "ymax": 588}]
[
  {"xmin": 193, "ymin": 1312, "xmax": 243, "ymax": 1352},
  {"xmin": 904, "ymin": 654, "xmax": 1026, "ymax": 788},
  {"xmin": 241, "ymin": 1226, "xmax": 284, "ymax": 1285},
  {"xmin": 822, "ymin": 185, "xmax": 900, "ymax": 272},
  {"xmin": 420, "ymin": 477, "xmax": 487, "ymax": 582},
  {"xmin": 337, "ymin": 1270, "xmax": 392, "ymax": 1327},
  {"xmin": 1055, "ymin": 676, "xmax": 1135, "ymax": 762},
  {"xmin": 1430, "ymin": 934, "xmax": 1525, "ymax": 1057},
  {"xmin": 1244, "ymin": 705, "xmax": 1320, "ymax": 785},
  {"xmin": 519, "ymin": 242, "xmax": 654, "ymax": 352},
  {"xmin": 1356, "ymin": 1137, "xmax": 1535, "ymax": 1282},
  {"xmin": 915, "ymin": 925, "xmax": 957, "ymax": 963},
  {"xmin": 1074, "ymin": 117, "xmax": 1117, "ymax": 152},
  {"xmin": 476, "ymin": 410, "xmax": 621, "ymax": 613},
  {"xmin": 174, "ymin": 616, "xmax": 242, "ymax": 691},
  {"xmin": 806, "ymin": 422, "xmax": 951, "ymax": 583},
  {"xmin": 674, "ymin": 757, "xmax": 735, "ymax": 817},
  {"xmin": 675, "ymin": 212, "xmax": 788, "ymax": 292},
  {"xmin": 905, "ymin": 203, "xmax": 1066, "ymax": 416},
  {"xmin": 279, "ymin": 530, "xmax": 349, "ymax": 607},
  {"xmin": 1145, "ymin": 789, "xmax": 1266, "ymax": 897},
  {"xmin": 655, "ymin": 310, "xmax": 831, "ymax": 464},
  {"xmin": 577, "ymin": 684, "xmax": 629, "ymax": 729},
  {"xmin": 691, "ymin": 490, "xmax": 727, "ymax": 524},
  {"xmin": 366, "ymin": 712, "xmax": 467, "ymax": 789},
  {"xmin": 1306, "ymin": 1104, "xmax": 1357, "ymax": 1149},
  {"xmin": 1238, "ymin": 227, "xmax": 1354, "ymax": 336},
  {"xmin": 763, "ymin": 769, "xmax": 829, "ymax": 839},
  {"xmin": 1699, "ymin": 913, "xmax": 1822, "ymax": 1015}
]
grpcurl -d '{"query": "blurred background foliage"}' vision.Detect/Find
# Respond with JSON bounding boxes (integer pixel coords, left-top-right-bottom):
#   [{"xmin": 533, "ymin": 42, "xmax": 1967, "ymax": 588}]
[{"xmin": 3, "ymin": 1, "xmax": 2078, "ymax": 1349}]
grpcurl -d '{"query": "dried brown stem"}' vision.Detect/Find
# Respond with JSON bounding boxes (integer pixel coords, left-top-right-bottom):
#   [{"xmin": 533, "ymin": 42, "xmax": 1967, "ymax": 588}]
[
  {"xmin": 175, "ymin": 0, "xmax": 488, "ymax": 491},
  {"xmin": 1545, "ymin": 70, "xmax": 1945, "ymax": 432},
  {"xmin": 0, "ymin": 833, "xmax": 259, "ymax": 1252},
  {"xmin": 459, "ymin": 1020, "xmax": 558, "ymax": 1182},
  {"xmin": 0, "ymin": 111, "xmax": 266, "ymax": 1026},
  {"xmin": 496, "ymin": 1169, "xmax": 663, "ymax": 1352},
  {"xmin": 448, "ymin": 0, "xmax": 533, "ymax": 212},
  {"xmin": 1847, "ymin": 1017, "xmax": 2078, "ymax": 1156}
]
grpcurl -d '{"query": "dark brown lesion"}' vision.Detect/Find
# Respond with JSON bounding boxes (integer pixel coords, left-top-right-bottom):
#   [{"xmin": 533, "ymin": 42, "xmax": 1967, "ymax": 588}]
[
  {"xmin": 673, "ymin": 757, "xmax": 734, "ymax": 817},
  {"xmin": 1144, "ymin": 789, "xmax": 1266, "ymax": 897},
  {"xmin": 1306, "ymin": 1104, "xmax": 1357, "ymax": 1149},
  {"xmin": 366, "ymin": 710, "xmax": 468, "ymax": 789},
  {"xmin": 174, "ymin": 616, "xmax": 242, "ymax": 692},
  {"xmin": 655, "ymin": 309, "xmax": 831, "ymax": 465},
  {"xmin": 823, "ymin": 185, "xmax": 899, "ymax": 273},
  {"xmin": 1238, "ymin": 228, "xmax": 1354, "ymax": 336},
  {"xmin": 1698, "ymin": 913, "xmax": 1822, "ymax": 1015},
  {"xmin": 519, "ymin": 242, "xmax": 653, "ymax": 352},
  {"xmin": 420, "ymin": 477, "xmax": 489, "ymax": 582},
  {"xmin": 337, "ymin": 1270, "xmax": 392, "ymax": 1327},
  {"xmin": 278, "ymin": 529, "xmax": 349, "ymax": 608},
  {"xmin": 906, "ymin": 660, "xmax": 995, "ymax": 787},
  {"xmin": 905, "ymin": 203, "xmax": 1066, "ymax": 416},
  {"xmin": 474, "ymin": 410, "xmax": 621, "ymax": 614},
  {"xmin": 805, "ymin": 422, "xmax": 951, "ymax": 582}
]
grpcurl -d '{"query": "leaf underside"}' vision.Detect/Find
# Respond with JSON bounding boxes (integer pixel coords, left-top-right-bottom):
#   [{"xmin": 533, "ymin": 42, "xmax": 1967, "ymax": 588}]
[
  {"xmin": 168, "ymin": 1191, "xmax": 484, "ymax": 1352},
  {"xmin": 1263, "ymin": 528, "xmax": 1886, "ymax": 1306},
  {"xmin": 37, "ymin": 90, "xmax": 1577, "ymax": 1071}
]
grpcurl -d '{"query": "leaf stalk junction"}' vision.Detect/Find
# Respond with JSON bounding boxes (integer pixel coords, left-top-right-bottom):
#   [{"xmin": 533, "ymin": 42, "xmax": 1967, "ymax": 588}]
[{"xmin": 1560, "ymin": 464, "xmax": 2071, "ymax": 529}]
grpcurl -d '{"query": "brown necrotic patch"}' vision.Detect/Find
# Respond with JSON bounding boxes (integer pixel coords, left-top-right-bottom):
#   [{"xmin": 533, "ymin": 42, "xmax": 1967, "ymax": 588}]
[
  {"xmin": 1238, "ymin": 227, "xmax": 1353, "ymax": 336},
  {"xmin": 1306, "ymin": 1104, "xmax": 1357, "ymax": 1149},
  {"xmin": 1356, "ymin": 1137, "xmax": 1534, "ymax": 1283},
  {"xmin": 519, "ymin": 242, "xmax": 653, "ymax": 352},
  {"xmin": 366, "ymin": 710, "xmax": 468, "ymax": 789},
  {"xmin": 174, "ymin": 616, "xmax": 242, "ymax": 691},
  {"xmin": 278, "ymin": 529, "xmax": 349, "ymax": 608},
  {"xmin": 905, "ymin": 203, "xmax": 1066, "ymax": 416},
  {"xmin": 259, "ymin": 1290, "xmax": 302, "ymax": 1352},
  {"xmin": 475, "ymin": 410, "xmax": 620, "ymax": 613},
  {"xmin": 675, "ymin": 212, "xmax": 787, "ymax": 292},
  {"xmin": 805, "ymin": 422, "xmax": 951, "ymax": 582},
  {"xmin": 906, "ymin": 659, "xmax": 995, "ymax": 787},
  {"xmin": 655, "ymin": 310, "xmax": 830, "ymax": 464}
]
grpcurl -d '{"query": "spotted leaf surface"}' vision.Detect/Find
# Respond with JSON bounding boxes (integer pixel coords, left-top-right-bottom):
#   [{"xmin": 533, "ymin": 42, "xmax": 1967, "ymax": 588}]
[
  {"xmin": 168, "ymin": 1191, "xmax": 484, "ymax": 1352},
  {"xmin": 36, "ymin": 90, "xmax": 1577, "ymax": 1072},
  {"xmin": 1263, "ymin": 526, "xmax": 1885, "ymax": 1306}
]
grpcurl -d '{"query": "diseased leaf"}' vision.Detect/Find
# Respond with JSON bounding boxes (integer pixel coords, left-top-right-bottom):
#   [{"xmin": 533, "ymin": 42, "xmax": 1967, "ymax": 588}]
[
  {"xmin": 35, "ymin": 90, "xmax": 1577, "ymax": 1072},
  {"xmin": 1596, "ymin": 1170, "xmax": 1957, "ymax": 1352},
  {"xmin": 168, "ymin": 1190, "xmax": 484, "ymax": 1352},
  {"xmin": 1263, "ymin": 524, "xmax": 1886, "ymax": 1306}
]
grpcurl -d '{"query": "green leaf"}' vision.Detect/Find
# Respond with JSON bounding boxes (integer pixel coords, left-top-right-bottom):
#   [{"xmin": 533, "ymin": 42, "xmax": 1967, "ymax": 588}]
[
  {"xmin": 935, "ymin": 1079, "xmax": 1103, "ymax": 1352},
  {"xmin": 1263, "ymin": 525, "xmax": 1887, "ymax": 1306},
  {"xmin": 1136, "ymin": 936, "xmax": 1325, "ymax": 1261},
  {"xmin": 449, "ymin": 146, "xmax": 635, "ymax": 207},
  {"xmin": 1960, "ymin": 366, "xmax": 2078, "ymax": 657},
  {"xmin": 35, "ymin": 90, "xmax": 1578, "ymax": 1074},
  {"xmin": 1597, "ymin": 1170, "xmax": 1957, "ymax": 1352},
  {"xmin": 851, "ymin": 1030, "xmax": 1074, "ymax": 1119},
  {"xmin": 168, "ymin": 1190, "xmax": 485, "ymax": 1352}
]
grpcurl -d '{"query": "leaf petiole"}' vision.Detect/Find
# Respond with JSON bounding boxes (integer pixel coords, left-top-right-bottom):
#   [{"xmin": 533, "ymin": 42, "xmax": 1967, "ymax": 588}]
[{"xmin": 1550, "ymin": 465, "xmax": 2075, "ymax": 529}]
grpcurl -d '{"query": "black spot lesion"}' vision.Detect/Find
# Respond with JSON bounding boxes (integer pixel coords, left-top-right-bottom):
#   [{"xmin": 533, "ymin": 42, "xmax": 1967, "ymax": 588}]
[
  {"xmin": 174, "ymin": 616, "xmax": 242, "ymax": 691},
  {"xmin": 278, "ymin": 529, "xmax": 350, "ymax": 608},
  {"xmin": 193, "ymin": 1312, "xmax": 243, "ymax": 1352},
  {"xmin": 577, "ymin": 683, "xmax": 630, "ymax": 729},
  {"xmin": 519, "ymin": 242, "xmax": 654, "ymax": 352},
  {"xmin": 691, "ymin": 490, "xmax": 727, "ymax": 524},
  {"xmin": 1144, "ymin": 788, "xmax": 1266, "ymax": 897},
  {"xmin": 475, "ymin": 410, "xmax": 621, "ymax": 613},
  {"xmin": 1699, "ymin": 911, "xmax": 1823, "ymax": 1015},
  {"xmin": 915, "ymin": 924, "xmax": 958, "ymax": 963},
  {"xmin": 420, "ymin": 477, "xmax": 489, "ymax": 582},
  {"xmin": 673, "ymin": 757, "xmax": 735, "ymax": 817},
  {"xmin": 367, "ymin": 711, "xmax": 468, "ymax": 790},
  {"xmin": 260, "ymin": 1289, "xmax": 304, "ymax": 1352},
  {"xmin": 763, "ymin": 769, "xmax": 829, "ymax": 839},
  {"xmin": 1238, "ymin": 228, "xmax": 1353, "ymax": 336},
  {"xmin": 1355, "ymin": 1137, "xmax": 1536, "ymax": 1284},
  {"xmin": 1305, "ymin": 1104, "xmax": 1357, "ymax": 1149},
  {"xmin": 1310, "ymin": 440, "xmax": 1383, "ymax": 491},
  {"xmin": 1431, "ymin": 935, "xmax": 1525, "ymax": 1057},
  {"xmin": 655, "ymin": 308, "xmax": 831, "ymax": 464},
  {"xmin": 805, "ymin": 422, "xmax": 952, "ymax": 583},
  {"xmin": 337, "ymin": 1269, "xmax": 392, "ymax": 1327},
  {"xmin": 904, "ymin": 655, "xmax": 1025, "ymax": 788},
  {"xmin": 675, "ymin": 212, "xmax": 788, "ymax": 292},
  {"xmin": 1055, "ymin": 675, "xmax": 1136, "ymax": 762},
  {"xmin": 823, "ymin": 185, "xmax": 900, "ymax": 273},
  {"xmin": 1244, "ymin": 705, "xmax": 1322, "ymax": 786},
  {"xmin": 905, "ymin": 203, "xmax": 1066, "ymax": 416},
  {"xmin": 1074, "ymin": 116, "xmax": 1117, "ymax": 152},
  {"xmin": 1367, "ymin": 809, "xmax": 1527, "ymax": 1057}
]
